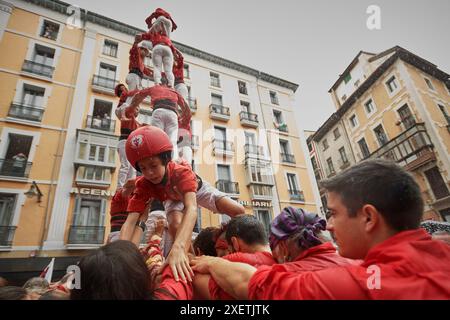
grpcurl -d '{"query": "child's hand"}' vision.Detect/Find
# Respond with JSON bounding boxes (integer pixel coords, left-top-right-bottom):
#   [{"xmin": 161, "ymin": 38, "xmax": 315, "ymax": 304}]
[{"xmin": 164, "ymin": 245, "xmax": 194, "ymax": 282}]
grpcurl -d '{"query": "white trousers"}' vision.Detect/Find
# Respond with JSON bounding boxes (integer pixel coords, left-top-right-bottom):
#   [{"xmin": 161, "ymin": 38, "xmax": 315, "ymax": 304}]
[
  {"xmin": 175, "ymin": 82, "xmax": 189, "ymax": 102},
  {"xmin": 150, "ymin": 108, "xmax": 179, "ymax": 160},
  {"xmin": 117, "ymin": 139, "xmax": 136, "ymax": 188},
  {"xmin": 152, "ymin": 44, "xmax": 174, "ymax": 88}
]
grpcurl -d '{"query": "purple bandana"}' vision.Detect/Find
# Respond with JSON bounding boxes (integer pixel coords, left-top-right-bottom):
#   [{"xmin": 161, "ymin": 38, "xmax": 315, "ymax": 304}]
[{"xmin": 269, "ymin": 207, "xmax": 326, "ymax": 250}]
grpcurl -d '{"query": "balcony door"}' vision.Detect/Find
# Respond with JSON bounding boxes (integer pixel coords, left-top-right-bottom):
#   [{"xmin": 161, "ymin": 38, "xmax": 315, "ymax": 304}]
[
  {"xmin": 287, "ymin": 173, "xmax": 299, "ymax": 192},
  {"xmin": 215, "ymin": 127, "xmax": 227, "ymax": 150},
  {"xmin": 255, "ymin": 209, "xmax": 271, "ymax": 235},
  {"xmin": 1, "ymin": 134, "xmax": 33, "ymax": 177},
  {"xmin": 74, "ymin": 199, "xmax": 102, "ymax": 226},
  {"xmin": 0, "ymin": 194, "xmax": 15, "ymax": 226}
]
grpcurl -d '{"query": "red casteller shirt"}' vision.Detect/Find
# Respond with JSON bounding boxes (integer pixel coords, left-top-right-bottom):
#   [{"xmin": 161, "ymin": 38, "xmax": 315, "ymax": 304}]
[
  {"xmin": 141, "ymin": 32, "xmax": 173, "ymax": 50},
  {"xmin": 178, "ymin": 94, "xmax": 192, "ymax": 139},
  {"xmin": 248, "ymin": 229, "xmax": 450, "ymax": 300},
  {"xmin": 110, "ymin": 190, "xmax": 130, "ymax": 232},
  {"xmin": 139, "ymin": 85, "xmax": 184, "ymax": 113},
  {"xmin": 128, "ymin": 43, "xmax": 153, "ymax": 77},
  {"xmin": 172, "ymin": 46, "xmax": 184, "ymax": 84},
  {"xmin": 127, "ymin": 161, "xmax": 198, "ymax": 214},
  {"xmin": 275, "ymin": 242, "xmax": 361, "ymax": 273},
  {"xmin": 209, "ymin": 251, "xmax": 276, "ymax": 300},
  {"xmin": 153, "ymin": 266, "xmax": 193, "ymax": 300}
]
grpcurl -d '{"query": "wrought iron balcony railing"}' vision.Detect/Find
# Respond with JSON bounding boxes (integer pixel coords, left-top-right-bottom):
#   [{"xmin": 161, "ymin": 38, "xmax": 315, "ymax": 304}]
[
  {"xmin": 213, "ymin": 139, "xmax": 234, "ymax": 152},
  {"xmin": 0, "ymin": 159, "xmax": 32, "ymax": 178},
  {"xmin": 209, "ymin": 104, "xmax": 230, "ymax": 116},
  {"xmin": 289, "ymin": 189, "xmax": 305, "ymax": 202},
  {"xmin": 8, "ymin": 103, "xmax": 45, "ymax": 122},
  {"xmin": 0, "ymin": 226, "xmax": 17, "ymax": 246},
  {"xmin": 216, "ymin": 180, "xmax": 240, "ymax": 194},
  {"xmin": 86, "ymin": 115, "xmax": 116, "ymax": 133},
  {"xmin": 22, "ymin": 60, "xmax": 54, "ymax": 78},
  {"xmin": 240, "ymin": 111, "xmax": 258, "ymax": 123},
  {"xmin": 68, "ymin": 226, "xmax": 105, "ymax": 245},
  {"xmin": 280, "ymin": 153, "xmax": 296, "ymax": 163},
  {"xmin": 92, "ymin": 75, "xmax": 119, "ymax": 91}
]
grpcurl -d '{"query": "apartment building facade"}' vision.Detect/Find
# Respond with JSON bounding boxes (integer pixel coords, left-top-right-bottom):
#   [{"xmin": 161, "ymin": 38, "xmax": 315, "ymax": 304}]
[{"xmin": 0, "ymin": 0, "xmax": 320, "ymax": 281}]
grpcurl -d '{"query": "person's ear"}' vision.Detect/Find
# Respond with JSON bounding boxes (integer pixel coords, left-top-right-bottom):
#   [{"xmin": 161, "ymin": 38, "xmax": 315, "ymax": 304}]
[
  {"xmin": 361, "ymin": 204, "xmax": 380, "ymax": 233},
  {"xmin": 231, "ymin": 236, "xmax": 239, "ymax": 252}
]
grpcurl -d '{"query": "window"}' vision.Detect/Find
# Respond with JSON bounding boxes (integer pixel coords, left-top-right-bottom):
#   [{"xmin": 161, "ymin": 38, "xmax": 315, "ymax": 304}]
[
  {"xmin": 210, "ymin": 72, "xmax": 220, "ymax": 87},
  {"xmin": 339, "ymin": 147, "xmax": 348, "ymax": 164},
  {"xmin": 76, "ymin": 132, "xmax": 116, "ymax": 166},
  {"xmin": 211, "ymin": 94, "xmax": 223, "ymax": 106},
  {"xmin": 358, "ymin": 138, "xmax": 370, "ymax": 159},
  {"xmin": 273, "ymin": 110, "xmax": 283, "ymax": 124},
  {"xmin": 245, "ymin": 132, "xmax": 256, "ymax": 146},
  {"xmin": 333, "ymin": 128, "xmax": 341, "ymax": 140},
  {"xmin": 364, "ymin": 99, "xmax": 375, "ymax": 115},
  {"xmin": 241, "ymin": 101, "xmax": 250, "ymax": 113},
  {"xmin": 322, "ymin": 139, "xmax": 329, "ymax": 151},
  {"xmin": 397, "ymin": 104, "xmax": 415, "ymax": 129},
  {"xmin": 374, "ymin": 125, "xmax": 388, "ymax": 146},
  {"xmin": 255, "ymin": 209, "xmax": 271, "ymax": 236},
  {"xmin": 91, "ymin": 99, "xmax": 113, "ymax": 130},
  {"xmin": 183, "ymin": 64, "xmax": 190, "ymax": 79},
  {"xmin": 343, "ymin": 73, "xmax": 352, "ymax": 84},
  {"xmin": 33, "ymin": 44, "xmax": 55, "ymax": 66},
  {"xmin": 386, "ymin": 76, "xmax": 399, "ymax": 93},
  {"xmin": 424, "ymin": 78, "xmax": 435, "ymax": 91},
  {"xmin": 76, "ymin": 166, "xmax": 111, "ymax": 184},
  {"xmin": 270, "ymin": 91, "xmax": 279, "ymax": 105},
  {"xmin": 238, "ymin": 81, "xmax": 248, "ymax": 95},
  {"xmin": 73, "ymin": 198, "xmax": 103, "ymax": 227},
  {"xmin": 0, "ymin": 193, "xmax": 17, "ymax": 246},
  {"xmin": 214, "ymin": 127, "xmax": 227, "ymax": 150},
  {"xmin": 287, "ymin": 173, "xmax": 299, "ymax": 191},
  {"xmin": 0, "ymin": 193, "xmax": 16, "ymax": 226},
  {"xmin": 217, "ymin": 164, "xmax": 231, "ymax": 181},
  {"xmin": 326, "ymin": 158, "xmax": 335, "ymax": 175},
  {"xmin": 280, "ymin": 139, "xmax": 290, "ymax": 155},
  {"xmin": 22, "ymin": 84, "xmax": 45, "ymax": 107},
  {"xmin": 0, "ymin": 134, "xmax": 33, "ymax": 178},
  {"xmin": 424, "ymin": 167, "xmax": 450, "ymax": 200},
  {"xmin": 438, "ymin": 104, "xmax": 450, "ymax": 125},
  {"xmin": 349, "ymin": 114, "xmax": 358, "ymax": 128},
  {"xmin": 103, "ymin": 40, "xmax": 118, "ymax": 57},
  {"xmin": 40, "ymin": 20, "xmax": 59, "ymax": 40},
  {"xmin": 99, "ymin": 63, "xmax": 116, "ymax": 80}
]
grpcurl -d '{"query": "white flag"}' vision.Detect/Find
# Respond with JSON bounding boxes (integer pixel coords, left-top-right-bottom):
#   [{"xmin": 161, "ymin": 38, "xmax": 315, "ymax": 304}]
[{"xmin": 40, "ymin": 258, "xmax": 55, "ymax": 283}]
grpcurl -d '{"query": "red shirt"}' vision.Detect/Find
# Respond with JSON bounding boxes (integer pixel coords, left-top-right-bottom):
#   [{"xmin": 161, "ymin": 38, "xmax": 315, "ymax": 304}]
[
  {"xmin": 128, "ymin": 43, "xmax": 153, "ymax": 76},
  {"xmin": 276, "ymin": 242, "xmax": 361, "ymax": 273},
  {"xmin": 110, "ymin": 190, "xmax": 130, "ymax": 232},
  {"xmin": 127, "ymin": 161, "xmax": 198, "ymax": 214},
  {"xmin": 248, "ymin": 229, "xmax": 450, "ymax": 300},
  {"xmin": 153, "ymin": 266, "xmax": 193, "ymax": 300},
  {"xmin": 209, "ymin": 251, "xmax": 275, "ymax": 300},
  {"xmin": 142, "ymin": 32, "xmax": 173, "ymax": 49},
  {"xmin": 172, "ymin": 46, "xmax": 184, "ymax": 83},
  {"xmin": 178, "ymin": 95, "xmax": 192, "ymax": 138}
]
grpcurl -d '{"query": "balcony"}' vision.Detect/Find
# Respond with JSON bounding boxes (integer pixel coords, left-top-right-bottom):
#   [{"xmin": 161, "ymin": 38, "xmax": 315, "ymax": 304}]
[
  {"xmin": 212, "ymin": 139, "xmax": 234, "ymax": 158},
  {"xmin": 369, "ymin": 123, "xmax": 435, "ymax": 171},
  {"xmin": 280, "ymin": 152, "xmax": 296, "ymax": 164},
  {"xmin": 68, "ymin": 226, "xmax": 105, "ymax": 245},
  {"xmin": 216, "ymin": 180, "xmax": 240, "ymax": 195},
  {"xmin": 91, "ymin": 75, "xmax": 119, "ymax": 95},
  {"xmin": 249, "ymin": 184, "xmax": 274, "ymax": 201},
  {"xmin": 8, "ymin": 103, "xmax": 45, "ymax": 122},
  {"xmin": 209, "ymin": 104, "xmax": 230, "ymax": 122},
  {"xmin": 0, "ymin": 159, "xmax": 32, "ymax": 179},
  {"xmin": 22, "ymin": 60, "xmax": 54, "ymax": 78},
  {"xmin": 337, "ymin": 158, "xmax": 351, "ymax": 170},
  {"xmin": 188, "ymin": 97, "xmax": 197, "ymax": 113},
  {"xmin": 74, "ymin": 129, "xmax": 118, "ymax": 170},
  {"xmin": 276, "ymin": 123, "xmax": 289, "ymax": 133},
  {"xmin": 289, "ymin": 189, "xmax": 305, "ymax": 202},
  {"xmin": 244, "ymin": 144, "xmax": 265, "ymax": 159},
  {"xmin": 0, "ymin": 226, "xmax": 17, "ymax": 247},
  {"xmin": 191, "ymin": 135, "xmax": 199, "ymax": 150},
  {"xmin": 325, "ymin": 166, "xmax": 336, "ymax": 178},
  {"xmin": 240, "ymin": 111, "xmax": 258, "ymax": 128},
  {"xmin": 85, "ymin": 115, "xmax": 116, "ymax": 133}
]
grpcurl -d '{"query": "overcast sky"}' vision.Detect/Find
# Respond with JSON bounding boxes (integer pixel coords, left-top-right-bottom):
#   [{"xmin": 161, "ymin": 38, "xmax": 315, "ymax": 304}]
[{"xmin": 68, "ymin": 0, "xmax": 450, "ymax": 131}]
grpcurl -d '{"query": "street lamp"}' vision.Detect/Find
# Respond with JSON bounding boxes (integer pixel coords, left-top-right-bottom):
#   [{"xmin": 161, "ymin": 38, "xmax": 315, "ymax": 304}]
[{"xmin": 25, "ymin": 181, "xmax": 43, "ymax": 203}]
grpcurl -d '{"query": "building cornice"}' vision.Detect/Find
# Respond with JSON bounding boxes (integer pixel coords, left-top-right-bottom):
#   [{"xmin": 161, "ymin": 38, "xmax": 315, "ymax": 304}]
[{"xmin": 23, "ymin": 0, "xmax": 299, "ymax": 92}]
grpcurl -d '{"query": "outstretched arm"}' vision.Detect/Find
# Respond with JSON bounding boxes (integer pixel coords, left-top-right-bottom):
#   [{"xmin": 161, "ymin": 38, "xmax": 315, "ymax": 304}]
[
  {"xmin": 190, "ymin": 256, "xmax": 257, "ymax": 300},
  {"xmin": 165, "ymin": 191, "xmax": 197, "ymax": 282}
]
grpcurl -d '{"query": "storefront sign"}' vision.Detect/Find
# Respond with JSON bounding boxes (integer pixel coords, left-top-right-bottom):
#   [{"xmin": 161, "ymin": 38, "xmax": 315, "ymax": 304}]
[
  {"xmin": 70, "ymin": 187, "xmax": 113, "ymax": 197},
  {"xmin": 238, "ymin": 200, "xmax": 272, "ymax": 208}
]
